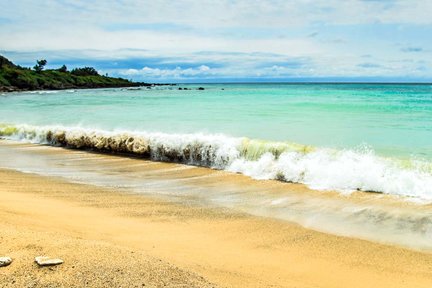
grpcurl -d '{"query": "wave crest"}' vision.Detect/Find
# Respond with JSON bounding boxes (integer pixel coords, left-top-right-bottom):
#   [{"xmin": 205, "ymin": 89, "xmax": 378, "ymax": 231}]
[
  {"xmin": 0, "ymin": 124, "xmax": 240, "ymax": 168},
  {"xmin": 1, "ymin": 123, "xmax": 432, "ymax": 200}
]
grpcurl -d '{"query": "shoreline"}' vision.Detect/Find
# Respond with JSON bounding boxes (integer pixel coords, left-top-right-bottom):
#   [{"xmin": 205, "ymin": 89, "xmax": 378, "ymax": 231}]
[
  {"xmin": 1, "ymin": 140, "xmax": 432, "ymax": 251},
  {"xmin": 1, "ymin": 123, "xmax": 432, "ymax": 202},
  {"xmin": 1, "ymin": 168, "xmax": 432, "ymax": 287},
  {"xmin": 0, "ymin": 54, "xmax": 177, "ymax": 93},
  {"xmin": 0, "ymin": 83, "xmax": 176, "ymax": 93}
]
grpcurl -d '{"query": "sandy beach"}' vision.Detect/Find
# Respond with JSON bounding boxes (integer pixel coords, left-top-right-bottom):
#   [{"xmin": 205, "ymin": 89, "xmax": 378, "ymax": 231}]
[
  {"xmin": 2, "ymin": 1, "xmax": 432, "ymax": 287},
  {"xmin": 1, "ymin": 167, "xmax": 432, "ymax": 288}
]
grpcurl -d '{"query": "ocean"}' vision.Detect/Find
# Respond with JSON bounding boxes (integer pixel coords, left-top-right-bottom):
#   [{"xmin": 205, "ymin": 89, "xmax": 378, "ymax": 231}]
[
  {"xmin": 1, "ymin": 83, "xmax": 432, "ymax": 250},
  {"xmin": 1, "ymin": 83, "xmax": 431, "ymax": 199}
]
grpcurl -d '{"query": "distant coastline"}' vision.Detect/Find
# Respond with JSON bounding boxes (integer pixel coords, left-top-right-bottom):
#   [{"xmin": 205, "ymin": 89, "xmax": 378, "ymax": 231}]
[{"xmin": 0, "ymin": 55, "xmax": 171, "ymax": 92}]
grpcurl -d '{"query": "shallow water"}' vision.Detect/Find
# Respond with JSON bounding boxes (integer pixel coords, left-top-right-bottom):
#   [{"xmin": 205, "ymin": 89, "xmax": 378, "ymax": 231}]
[
  {"xmin": 0, "ymin": 84, "xmax": 431, "ymax": 199},
  {"xmin": 1, "ymin": 84, "xmax": 432, "ymax": 158},
  {"xmin": 1, "ymin": 141, "xmax": 432, "ymax": 251}
]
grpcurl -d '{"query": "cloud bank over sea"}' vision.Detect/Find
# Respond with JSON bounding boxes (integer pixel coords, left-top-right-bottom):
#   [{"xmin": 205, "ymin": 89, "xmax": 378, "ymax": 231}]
[{"xmin": 1, "ymin": 0, "xmax": 431, "ymax": 82}]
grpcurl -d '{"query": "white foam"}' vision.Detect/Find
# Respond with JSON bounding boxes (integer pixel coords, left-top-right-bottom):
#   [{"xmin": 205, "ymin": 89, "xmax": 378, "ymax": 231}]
[
  {"xmin": 229, "ymin": 149, "xmax": 432, "ymax": 200},
  {"xmin": 1, "ymin": 123, "xmax": 432, "ymax": 201},
  {"xmin": 28, "ymin": 90, "xmax": 60, "ymax": 94}
]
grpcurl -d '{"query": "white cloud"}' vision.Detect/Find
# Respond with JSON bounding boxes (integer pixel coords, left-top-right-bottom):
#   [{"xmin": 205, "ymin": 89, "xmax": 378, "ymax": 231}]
[
  {"xmin": 121, "ymin": 65, "xmax": 213, "ymax": 79},
  {"xmin": 1, "ymin": 1, "xmax": 431, "ymax": 80},
  {"xmin": 3, "ymin": 1, "xmax": 432, "ymax": 31}
]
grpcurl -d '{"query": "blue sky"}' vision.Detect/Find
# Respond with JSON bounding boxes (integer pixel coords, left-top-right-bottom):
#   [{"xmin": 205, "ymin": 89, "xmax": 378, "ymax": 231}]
[{"xmin": 0, "ymin": 0, "xmax": 431, "ymax": 82}]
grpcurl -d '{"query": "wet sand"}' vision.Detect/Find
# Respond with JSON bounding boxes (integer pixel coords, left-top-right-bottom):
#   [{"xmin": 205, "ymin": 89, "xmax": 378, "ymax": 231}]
[
  {"xmin": 1, "ymin": 168, "xmax": 432, "ymax": 287},
  {"xmin": 1, "ymin": 140, "xmax": 432, "ymax": 251}
]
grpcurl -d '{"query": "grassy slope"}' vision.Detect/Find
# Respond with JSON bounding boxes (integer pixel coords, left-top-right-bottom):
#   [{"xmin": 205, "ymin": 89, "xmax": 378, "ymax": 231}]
[{"xmin": 0, "ymin": 57, "xmax": 143, "ymax": 91}]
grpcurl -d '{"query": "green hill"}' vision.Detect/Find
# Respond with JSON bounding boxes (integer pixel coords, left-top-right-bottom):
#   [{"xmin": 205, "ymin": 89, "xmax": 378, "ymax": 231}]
[{"xmin": 0, "ymin": 55, "xmax": 146, "ymax": 92}]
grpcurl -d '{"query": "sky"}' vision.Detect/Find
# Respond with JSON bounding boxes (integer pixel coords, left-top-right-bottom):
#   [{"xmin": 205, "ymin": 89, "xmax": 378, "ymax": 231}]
[{"xmin": 0, "ymin": 0, "xmax": 431, "ymax": 82}]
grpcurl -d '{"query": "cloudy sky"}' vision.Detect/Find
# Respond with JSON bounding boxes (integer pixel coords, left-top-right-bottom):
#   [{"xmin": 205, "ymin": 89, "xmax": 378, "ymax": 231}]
[{"xmin": 0, "ymin": 0, "xmax": 431, "ymax": 82}]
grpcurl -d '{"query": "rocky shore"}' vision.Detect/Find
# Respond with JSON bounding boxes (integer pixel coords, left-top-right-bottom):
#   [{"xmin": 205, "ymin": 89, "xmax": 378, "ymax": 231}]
[{"xmin": 0, "ymin": 55, "xmax": 173, "ymax": 93}]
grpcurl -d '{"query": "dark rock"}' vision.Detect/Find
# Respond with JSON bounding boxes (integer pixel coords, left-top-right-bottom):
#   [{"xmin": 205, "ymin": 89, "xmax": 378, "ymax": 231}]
[{"xmin": 0, "ymin": 86, "xmax": 19, "ymax": 92}]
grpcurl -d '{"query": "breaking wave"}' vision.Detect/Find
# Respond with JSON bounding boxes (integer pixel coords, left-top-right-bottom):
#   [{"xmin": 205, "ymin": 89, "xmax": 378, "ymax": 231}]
[{"xmin": 1, "ymin": 123, "xmax": 432, "ymax": 200}]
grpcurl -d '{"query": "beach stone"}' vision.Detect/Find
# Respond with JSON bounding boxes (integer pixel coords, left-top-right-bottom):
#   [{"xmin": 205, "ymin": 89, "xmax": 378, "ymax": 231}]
[
  {"xmin": 0, "ymin": 257, "xmax": 12, "ymax": 267},
  {"xmin": 35, "ymin": 256, "xmax": 63, "ymax": 266}
]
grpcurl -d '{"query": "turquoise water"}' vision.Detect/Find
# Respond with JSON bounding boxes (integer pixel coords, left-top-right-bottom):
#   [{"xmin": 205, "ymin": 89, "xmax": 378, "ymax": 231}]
[
  {"xmin": 1, "ymin": 83, "xmax": 431, "ymax": 159},
  {"xmin": 1, "ymin": 83, "xmax": 432, "ymax": 199}
]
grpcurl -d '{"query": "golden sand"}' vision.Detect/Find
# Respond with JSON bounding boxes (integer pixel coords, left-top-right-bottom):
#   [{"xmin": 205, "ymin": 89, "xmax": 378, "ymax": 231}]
[{"xmin": 0, "ymin": 168, "xmax": 432, "ymax": 287}]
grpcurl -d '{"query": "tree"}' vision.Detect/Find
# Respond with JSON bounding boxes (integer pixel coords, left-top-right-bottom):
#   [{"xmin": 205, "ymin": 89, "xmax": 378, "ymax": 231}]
[
  {"xmin": 58, "ymin": 65, "xmax": 67, "ymax": 72},
  {"xmin": 0, "ymin": 55, "xmax": 15, "ymax": 68},
  {"xmin": 33, "ymin": 59, "xmax": 47, "ymax": 72},
  {"xmin": 71, "ymin": 67, "xmax": 99, "ymax": 76}
]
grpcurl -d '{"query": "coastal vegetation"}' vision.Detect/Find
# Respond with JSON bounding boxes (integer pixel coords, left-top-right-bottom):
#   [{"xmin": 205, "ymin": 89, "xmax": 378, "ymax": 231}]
[{"xmin": 0, "ymin": 55, "xmax": 144, "ymax": 92}]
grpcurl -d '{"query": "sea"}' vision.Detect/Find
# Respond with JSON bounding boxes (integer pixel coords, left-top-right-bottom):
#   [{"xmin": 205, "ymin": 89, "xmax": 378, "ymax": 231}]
[{"xmin": 1, "ymin": 83, "xmax": 432, "ymax": 249}]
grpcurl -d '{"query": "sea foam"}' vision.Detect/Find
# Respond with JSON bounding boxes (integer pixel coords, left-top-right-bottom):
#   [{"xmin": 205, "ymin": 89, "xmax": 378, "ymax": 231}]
[{"xmin": 1, "ymin": 123, "xmax": 431, "ymax": 200}]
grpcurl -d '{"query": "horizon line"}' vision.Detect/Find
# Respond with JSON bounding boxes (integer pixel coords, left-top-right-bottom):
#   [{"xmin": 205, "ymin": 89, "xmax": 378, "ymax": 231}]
[{"xmin": 156, "ymin": 81, "xmax": 432, "ymax": 85}]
